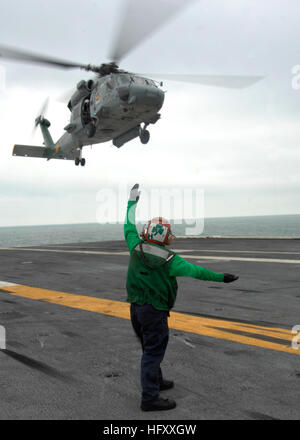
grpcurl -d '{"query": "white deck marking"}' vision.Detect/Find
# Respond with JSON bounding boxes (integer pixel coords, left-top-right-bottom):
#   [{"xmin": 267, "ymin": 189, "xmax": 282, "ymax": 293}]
[
  {"xmin": 0, "ymin": 248, "xmax": 129, "ymax": 256},
  {"xmin": 174, "ymin": 249, "xmax": 300, "ymax": 256},
  {"xmin": 183, "ymin": 255, "xmax": 300, "ymax": 264},
  {"xmin": 1, "ymin": 247, "xmax": 300, "ymax": 264},
  {"xmin": 0, "ymin": 281, "xmax": 19, "ymax": 287},
  {"xmin": 3, "ymin": 246, "xmax": 300, "ymax": 256}
]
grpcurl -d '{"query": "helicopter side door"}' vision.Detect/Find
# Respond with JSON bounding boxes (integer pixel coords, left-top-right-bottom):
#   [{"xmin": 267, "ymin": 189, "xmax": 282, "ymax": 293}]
[
  {"xmin": 90, "ymin": 77, "xmax": 113, "ymax": 116},
  {"xmin": 67, "ymin": 80, "xmax": 95, "ymax": 135},
  {"xmin": 68, "ymin": 98, "xmax": 89, "ymax": 135}
]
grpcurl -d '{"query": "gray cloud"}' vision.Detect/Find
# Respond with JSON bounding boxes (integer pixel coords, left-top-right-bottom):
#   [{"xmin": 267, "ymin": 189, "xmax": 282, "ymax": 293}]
[{"xmin": 0, "ymin": 0, "xmax": 300, "ymax": 225}]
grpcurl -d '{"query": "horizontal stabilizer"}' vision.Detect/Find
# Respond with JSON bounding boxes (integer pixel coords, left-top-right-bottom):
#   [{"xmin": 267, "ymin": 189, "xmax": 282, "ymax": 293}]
[
  {"xmin": 12, "ymin": 144, "xmax": 76, "ymax": 160},
  {"xmin": 13, "ymin": 144, "xmax": 47, "ymax": 158}
]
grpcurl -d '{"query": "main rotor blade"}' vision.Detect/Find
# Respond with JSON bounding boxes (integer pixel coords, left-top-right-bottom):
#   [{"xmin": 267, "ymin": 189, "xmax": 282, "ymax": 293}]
[
  {"xmin": 108, "ymin": 0, "xmax": 197, "ymax": 64},
  {"xmin": 141, "ymin": 73, "xmax": 264, "ymax": 89},
  {"xmin": 0, "ymin": 44, "xmax": 86, "ymax": 70}
]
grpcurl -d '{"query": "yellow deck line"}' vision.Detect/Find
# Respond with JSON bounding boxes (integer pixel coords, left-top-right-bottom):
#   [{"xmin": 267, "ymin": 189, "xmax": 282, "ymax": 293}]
[{"xmin": 0, "ymin": 283, "xmax": 298, "ymax": 356}]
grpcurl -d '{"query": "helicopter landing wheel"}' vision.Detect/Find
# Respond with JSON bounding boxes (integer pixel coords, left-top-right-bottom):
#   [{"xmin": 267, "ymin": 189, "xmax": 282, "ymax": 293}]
[
  {"xmin": 75, "ymin": 157, "xmax": 80, "ymax": 166},
  {"xmin": 140, "ymin": 129, "xmax": 150, "ymax": 144},
  {"xmin": 81, "ymin": 158, "xmax": 86, "ymax": 167}
]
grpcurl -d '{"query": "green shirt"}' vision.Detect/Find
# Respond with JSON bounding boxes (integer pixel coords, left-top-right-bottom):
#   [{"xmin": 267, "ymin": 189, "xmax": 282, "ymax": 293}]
[{"xmin": 124, "ymin": 200, "xmax": 224, "ymax": 310}]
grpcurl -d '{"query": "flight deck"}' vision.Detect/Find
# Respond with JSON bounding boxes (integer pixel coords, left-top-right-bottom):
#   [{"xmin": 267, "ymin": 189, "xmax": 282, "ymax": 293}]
[{"xmin": 0, "ymin": 237, "xmax": 299, "ymax": 420}]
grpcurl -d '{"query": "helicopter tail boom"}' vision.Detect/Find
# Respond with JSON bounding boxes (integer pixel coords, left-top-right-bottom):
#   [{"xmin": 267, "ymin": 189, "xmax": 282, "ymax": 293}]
[{"xmin": 35, "ymin": 117, "xmax": 55, "ymax": 149}]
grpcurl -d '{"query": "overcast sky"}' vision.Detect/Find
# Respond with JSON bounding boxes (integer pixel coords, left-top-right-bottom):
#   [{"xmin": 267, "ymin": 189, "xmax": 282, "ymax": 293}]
[{"xmin": 0, "ymin": 0, "xmax": 300, "ymax": 226}]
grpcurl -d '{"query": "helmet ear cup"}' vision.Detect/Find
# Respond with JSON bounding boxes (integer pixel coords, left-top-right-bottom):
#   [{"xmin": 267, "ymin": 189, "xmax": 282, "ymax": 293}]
[
  {"xmin": 140, "ymin": 224, "xmax": 147, "ymax": 240},
  {"xmin": 167, "ymin": 234, "xmax": 174, "ymax": 245}
]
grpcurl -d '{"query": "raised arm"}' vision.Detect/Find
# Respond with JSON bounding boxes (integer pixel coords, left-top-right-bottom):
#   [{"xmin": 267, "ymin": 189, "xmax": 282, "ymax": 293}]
[{"xmin": 124, "ymin": 184, "xmax": 142, "ymax": 254}]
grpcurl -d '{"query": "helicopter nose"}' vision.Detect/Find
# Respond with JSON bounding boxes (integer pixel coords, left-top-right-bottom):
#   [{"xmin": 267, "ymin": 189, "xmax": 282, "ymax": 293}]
[{"xmin": 127, "ymin": 85, "xmax": 164, "ymax": 109}]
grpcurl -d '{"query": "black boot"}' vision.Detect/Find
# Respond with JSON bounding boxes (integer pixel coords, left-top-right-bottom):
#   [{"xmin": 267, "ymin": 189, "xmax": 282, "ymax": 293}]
[
  {"xmin": 160, "ymin": 379, "xmax": 174, "ymax": 391},
  {"xmin": 141, "ymin": 397, "xmax": 176, "ymax": 412}
]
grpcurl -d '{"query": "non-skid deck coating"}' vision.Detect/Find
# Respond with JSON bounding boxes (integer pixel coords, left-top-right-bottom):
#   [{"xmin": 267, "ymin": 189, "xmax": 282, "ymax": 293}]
[{"xmin": 0, "ymin": 237, "xmax": 300, "ymax": 420}]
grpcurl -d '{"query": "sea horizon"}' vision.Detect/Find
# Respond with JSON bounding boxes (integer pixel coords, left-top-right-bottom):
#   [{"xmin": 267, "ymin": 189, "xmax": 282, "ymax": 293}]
[
  {"xmin": 0, "ymin": 213, "xmax": 299, "ymax": 248},
  {"xmin": 1, "ymin": 212, "xmax": 300, "ymax": 229}
]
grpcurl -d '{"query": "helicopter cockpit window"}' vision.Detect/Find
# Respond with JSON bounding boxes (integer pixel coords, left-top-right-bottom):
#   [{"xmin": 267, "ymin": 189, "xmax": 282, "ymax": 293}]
[
  {"xmin": 149, "ymin": 79, "xmax": 157, "ymax": 87},
  {"xmin": 106, "ymin": 75, "xmax": 116, "ymax": 89},
  {"xmin": 134, "ymin": 77, "xmax": 144, "ymax": 86},
  {"xmin": 118, "ymin": 75, "xmax": 130, "ymax": 85},
  {"xmin": 134, "ymin": 77, "xmax": 157, "ymax": 87}
]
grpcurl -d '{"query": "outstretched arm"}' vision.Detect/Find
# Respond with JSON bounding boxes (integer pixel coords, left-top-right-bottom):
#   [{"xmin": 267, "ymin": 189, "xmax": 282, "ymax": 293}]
[
  {"xmin": 169, "ymin": 254, "xmax": 224, "ymax": 282},
  {"xmin": 169, "ymin": 254, "xmax": 238, "ymax": 283},
  {"xmin": 124, "ymin": 184, "xmax": 142, "ymax": 254}
]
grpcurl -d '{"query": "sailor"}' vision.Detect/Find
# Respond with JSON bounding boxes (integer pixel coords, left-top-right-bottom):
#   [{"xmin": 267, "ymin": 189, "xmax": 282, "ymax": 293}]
[{"xmin": 124, "ymin": 184, "xmax": 239, "ymax": 412}]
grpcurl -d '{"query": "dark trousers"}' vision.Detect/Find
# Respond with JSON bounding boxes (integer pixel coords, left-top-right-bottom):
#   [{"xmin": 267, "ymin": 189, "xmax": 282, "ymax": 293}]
[{"xmin": 130, "ymin": 303, "xmax": 169, "ymax": 403}]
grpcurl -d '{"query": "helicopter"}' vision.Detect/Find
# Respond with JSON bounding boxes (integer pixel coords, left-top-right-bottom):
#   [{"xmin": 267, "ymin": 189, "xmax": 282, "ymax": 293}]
[{"xmin": 0, "ymin": 0, "xmax": 262, "ymax": 167}]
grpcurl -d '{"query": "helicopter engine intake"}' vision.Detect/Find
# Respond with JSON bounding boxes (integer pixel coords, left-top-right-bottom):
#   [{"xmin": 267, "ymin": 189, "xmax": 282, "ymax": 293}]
[
  {"xmin": 77, "ymin": 79, "xmax": 94, "ymax": 91},
  {"xmin": 69, "ymin": 80, "xmax": 95, "ymax": 109}
]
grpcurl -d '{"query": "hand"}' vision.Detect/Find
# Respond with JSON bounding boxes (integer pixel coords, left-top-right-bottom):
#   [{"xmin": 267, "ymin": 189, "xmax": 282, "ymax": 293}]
[
  {"xmin": 223, "ymin": 273, "xmax": 239, "ymax": 283},
  {"xmin": 129, "ymin": 183, "xmax": 141, "ymax": 202}
]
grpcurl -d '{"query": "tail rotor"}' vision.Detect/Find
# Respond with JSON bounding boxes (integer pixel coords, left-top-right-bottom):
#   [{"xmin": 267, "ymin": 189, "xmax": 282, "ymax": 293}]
[{"xmin": 32, "ymin": 97, "xmax": 49, "ymax": 135}]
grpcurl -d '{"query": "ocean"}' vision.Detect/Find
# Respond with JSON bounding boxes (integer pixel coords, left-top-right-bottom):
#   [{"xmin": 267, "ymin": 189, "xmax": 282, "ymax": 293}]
[{"xmin": 0, "ymin": 214, "xmax": 299, "ymax": 247}]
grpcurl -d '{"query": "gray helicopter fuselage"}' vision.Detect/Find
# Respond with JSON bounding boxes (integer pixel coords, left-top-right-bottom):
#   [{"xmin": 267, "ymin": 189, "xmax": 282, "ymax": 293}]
[{"xmin": 55, "ymin": 73, "xmax": 164, "ymax": 156}]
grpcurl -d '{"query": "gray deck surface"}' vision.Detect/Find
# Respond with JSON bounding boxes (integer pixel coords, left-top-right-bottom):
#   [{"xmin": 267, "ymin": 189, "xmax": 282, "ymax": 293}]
[{"xmin": 0, "ymin": 237, "xmax": 299, "ymax": 420}]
